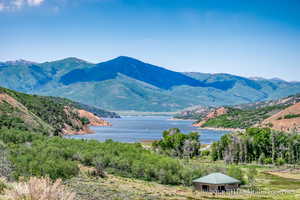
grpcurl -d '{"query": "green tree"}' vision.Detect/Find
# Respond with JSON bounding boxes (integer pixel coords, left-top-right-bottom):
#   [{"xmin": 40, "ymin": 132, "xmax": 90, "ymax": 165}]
[{"xmin": 153, "ymin": 129, "xmax": 200, "ymax": 158}]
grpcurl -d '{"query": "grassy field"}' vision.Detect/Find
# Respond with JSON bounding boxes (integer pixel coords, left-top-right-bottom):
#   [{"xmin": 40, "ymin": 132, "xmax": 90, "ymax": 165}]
[
  {"xmin": 62, "ymin": 163, "xmax": 300, "ymax": 200},
  {"xmin": 1, "ymin": 162, "xmax": 299, "ymax": 200}
]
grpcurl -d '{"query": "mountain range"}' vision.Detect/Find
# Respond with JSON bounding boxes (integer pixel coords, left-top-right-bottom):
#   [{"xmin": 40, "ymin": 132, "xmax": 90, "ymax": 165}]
[{"xmin": 1, "ymin": 56, "xmax": 300, "ymax": 112}]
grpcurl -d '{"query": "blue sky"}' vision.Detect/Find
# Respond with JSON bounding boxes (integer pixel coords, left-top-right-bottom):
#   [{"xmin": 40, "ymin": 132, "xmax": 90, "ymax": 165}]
[{"xmin": 0, "ymin": 0, "xmax": 300, "ymax": 81}]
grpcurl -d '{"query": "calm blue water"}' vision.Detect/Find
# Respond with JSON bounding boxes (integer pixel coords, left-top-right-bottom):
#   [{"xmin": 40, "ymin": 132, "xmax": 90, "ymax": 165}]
[{"xmin": 68, "ymin": 116, "xmax": 230, "ymax": 144}]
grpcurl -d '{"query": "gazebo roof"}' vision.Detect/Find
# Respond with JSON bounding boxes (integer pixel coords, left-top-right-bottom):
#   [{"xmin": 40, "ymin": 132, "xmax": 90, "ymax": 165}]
[{"xmin": 193, "ymin": 173, "xmax": 241, "ymax": 185}]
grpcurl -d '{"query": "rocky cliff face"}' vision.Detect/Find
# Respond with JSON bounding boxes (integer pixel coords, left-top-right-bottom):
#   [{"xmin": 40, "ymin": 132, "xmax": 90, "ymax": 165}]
[
  {"xmin": 193, "ymin": 107, "xmax": 228, "ymax": 127},
  {"xmin": 62, "ymin": 107, "xmax": 112, "ymax": 135},
  {"xmin": 261, "ymin": 102, "xmax": 300, "ymax": 133},
  {"xmin": 78, "ymin": 109, "xmax": 111, "ymax": 127},
  {"xmin": 64, "ymin": 109, "xmax": 112, "ymax": 135}
]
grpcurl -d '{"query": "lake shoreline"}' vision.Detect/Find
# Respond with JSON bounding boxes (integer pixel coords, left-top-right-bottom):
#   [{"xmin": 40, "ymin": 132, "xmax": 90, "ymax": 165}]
[
  {"xmin": 68, "ymin": 116, "xmax": 230, "ymax": 144},
  {"xmin": 196, "ymin": 127, "xmax": 244, "ymax": 132},
  {"xmin": 168, "ymin": 118, "xmax": 197, "ymax": 121}
]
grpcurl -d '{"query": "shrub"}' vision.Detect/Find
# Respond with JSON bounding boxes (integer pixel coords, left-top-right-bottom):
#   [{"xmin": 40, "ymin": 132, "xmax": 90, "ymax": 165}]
[
  {"xmin": 247, "ymin": 167, "xmax": 257, "ymax": 189},
  {"xmin": 10, "ymin": 144, "xmax": 80, "ymax": 180},
  {"xmin": 201, "ymin": 150, "xmax": 210, "ymax": 156},
  {"xmin": 80, "ymin": 117, "xmax": 90, "ymax": 125},
  {"xmin": 0, "ymin": 141, "xmax": 13, "ymax": 180},
  {"xmin": 258, "ymin": 153, "xmax": 266, "ymax": 165},
  {"xmin": 4, "ymin": 177, "xmax": 75, "ymax": 200},
  {"xmin": 227, "ymin": 166, "xmax": 245, "ymax": 184},
  {"xmin": 92, "ymin": 157, "xmax": 107, "ymax": 178},
  {"xmin": 275, "ymin": 158, "xmax": 285, "ymax": 166},
  {"xmin": 284, "ymin": 114, "xmax": 300, "ymax": 119},
  {"xmin": 264, "ymin": 158, "xmax": 273, "ymax": 165},
  {"xmin": 0, "ymin": 177, "xmax": 7, "ymax": 194}
]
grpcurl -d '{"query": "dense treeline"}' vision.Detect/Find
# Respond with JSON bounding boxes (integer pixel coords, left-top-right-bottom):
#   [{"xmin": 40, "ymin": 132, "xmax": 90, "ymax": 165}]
[
  {"xmin": 0, "ymin": 129, "xmax": 210, "ymax": 185},
  {"xmin": 211, "ymin": 128, "xmax": 300, "ymax": 165},
  {"xmin": 152, "ymin": 128, "xmax": 201, "ymax": 158}
]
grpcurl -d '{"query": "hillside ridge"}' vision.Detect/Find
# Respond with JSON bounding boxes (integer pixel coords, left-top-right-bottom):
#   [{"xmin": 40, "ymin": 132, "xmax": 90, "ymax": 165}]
[
  {"xmin": 179, "ymin": 93, "xmax": 300, "ymax": 132},
  {"xmin": 0, "ymin": 87, "xmax": 114, "ymax": 135}
]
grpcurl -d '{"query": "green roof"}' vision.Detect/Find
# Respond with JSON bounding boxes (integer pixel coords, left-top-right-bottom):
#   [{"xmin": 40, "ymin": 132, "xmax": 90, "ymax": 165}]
[{"xmin": 193, "ymin": 173, "xmax": 241, "ymax": 184}]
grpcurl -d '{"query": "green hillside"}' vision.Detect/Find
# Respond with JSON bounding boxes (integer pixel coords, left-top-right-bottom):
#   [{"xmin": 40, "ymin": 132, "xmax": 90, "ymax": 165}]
[
  {"xmin": 176, "ymin": 92, "xmax": 300, "ymax": 125},
  {"xmin": 201, "ymin": 105, "xmax": 287, "ymax": 129},
  {"xmin": 0, "ymin": 87, "xmax": 119, "ymax": 135}
]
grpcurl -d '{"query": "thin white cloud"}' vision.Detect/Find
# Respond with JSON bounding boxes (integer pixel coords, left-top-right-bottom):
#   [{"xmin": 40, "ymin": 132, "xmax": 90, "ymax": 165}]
[
  {"xmin": 0, "ymin": 0, "xmax": 115, "ymax": 12},
  {"xmin": 0, "ymin": 3, "xmax": 5, "ymax": 11},
  {"xmin": 27, "ymin": 0, "xmax": 44, "ymax": 6},
  {"xmin": 0, "ymin": 0, "xmax": 44, "ymax": 11},
  {"xmin": 13, "ymin": 0, "xmax": 24, "ymax": 9}
]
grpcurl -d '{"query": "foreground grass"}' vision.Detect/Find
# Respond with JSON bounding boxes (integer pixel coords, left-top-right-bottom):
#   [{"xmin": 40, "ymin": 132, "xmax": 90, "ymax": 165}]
[
  {"xmin": 63, "ymin": 165, "xmax": 300, "ymax": 200},
  {"xmin": 1, "ymin": 164, "xmax": 299, "ymax": 200}
]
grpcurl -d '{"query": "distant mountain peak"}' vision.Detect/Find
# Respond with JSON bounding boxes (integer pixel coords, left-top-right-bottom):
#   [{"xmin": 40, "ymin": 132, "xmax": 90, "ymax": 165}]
[
  {"xmin": 249, "ymin": 76, "xmax": 266, "ymax": 81},
  {"xmin": 269, "ymin": 77, "xmax": 287, "ymax": 82},
  {"xmin": 112, "ymin": 56, "xmax": 144, "ymax": 64},
  {"xmin": 60, "ymin": 56, "xmax": 209, "ymax": 89},
  {"xmin": 115, "ymin": 56, "xmax": 138, "ymax": 60},
  {"xmin": 5, "ymin": 59, "xmax": 38, "ymax": 66},
  {"xmin": 249, "ymin": 76, "xmax": 287, "ymax": 83},
  {"xmin": 53, "ymin": 57, "xmax": 91, "ymax": 64}
]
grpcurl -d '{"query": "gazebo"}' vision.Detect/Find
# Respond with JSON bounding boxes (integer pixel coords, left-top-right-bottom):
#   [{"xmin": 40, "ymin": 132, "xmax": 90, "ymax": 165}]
[{"xmin": 193, "ymin": 173, "xmax": 241, "ymax": 192}]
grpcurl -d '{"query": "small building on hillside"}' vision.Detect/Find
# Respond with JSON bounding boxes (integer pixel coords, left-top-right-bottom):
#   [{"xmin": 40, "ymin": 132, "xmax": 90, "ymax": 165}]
[{"xmin": 193, "ymin": 173, "xmax": 241, "ymax": 192}]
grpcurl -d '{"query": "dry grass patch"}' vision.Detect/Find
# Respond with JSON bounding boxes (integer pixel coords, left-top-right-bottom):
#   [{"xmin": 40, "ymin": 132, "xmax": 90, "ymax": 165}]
[
  {"xmin": 266, "ymin": 168, "xmax": 300, "ymax": 180},
  {"xmin": 3, "ymin": 177, "xmax": 75, "ymax": 200},
  {"xmin": 67, "ymin": 170, "xmax": 299, "ymax": 200}
]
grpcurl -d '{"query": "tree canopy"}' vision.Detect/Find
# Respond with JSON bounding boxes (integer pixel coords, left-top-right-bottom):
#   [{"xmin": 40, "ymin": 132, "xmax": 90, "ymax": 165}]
[{"xmin": 152, "ymin": 128, "xmax": 201, "ymax": 158}]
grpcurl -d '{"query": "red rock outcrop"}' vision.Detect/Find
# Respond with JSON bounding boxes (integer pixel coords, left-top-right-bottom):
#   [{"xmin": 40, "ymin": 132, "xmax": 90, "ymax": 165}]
[
  {"xmin": 77, "ymin": 109, "xmax": 111, "ymax": 127},
  {"xmin": 62, "ymin": 107, "xmax": 111, "ymax": 135},
  {"xmin": 193, "ymin": 107, "xmax": 228, "ymax": 127}
]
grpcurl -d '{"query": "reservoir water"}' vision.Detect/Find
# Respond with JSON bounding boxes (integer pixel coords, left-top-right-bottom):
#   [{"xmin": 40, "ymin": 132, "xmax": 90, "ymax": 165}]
[{"xmin": 69, "ymin": 116, "xmax": 230, "ymax": 144}]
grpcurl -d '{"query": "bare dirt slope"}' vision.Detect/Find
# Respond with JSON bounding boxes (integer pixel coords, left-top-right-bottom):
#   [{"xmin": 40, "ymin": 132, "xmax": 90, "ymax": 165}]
[{"xmin": 261, "ymin": 102, "xmax": 300, "ymax": 132}]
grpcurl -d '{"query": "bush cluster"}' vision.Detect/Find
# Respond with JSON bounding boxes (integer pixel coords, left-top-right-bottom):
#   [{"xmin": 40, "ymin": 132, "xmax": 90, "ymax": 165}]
[{"xmin": 0, "ymin": 129, "xmax": 207, "ymax": 185}]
